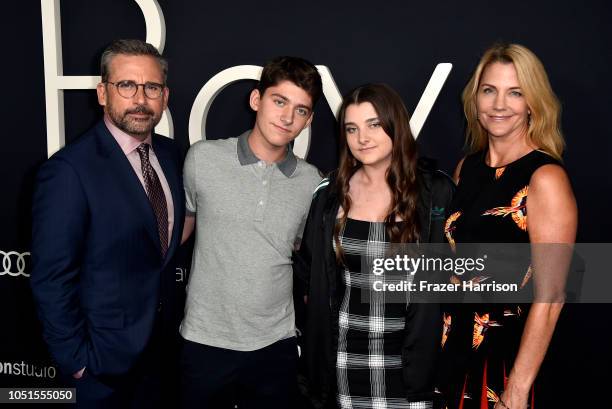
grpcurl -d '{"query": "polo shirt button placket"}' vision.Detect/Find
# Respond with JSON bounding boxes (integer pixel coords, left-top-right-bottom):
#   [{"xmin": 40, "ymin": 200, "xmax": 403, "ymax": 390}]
[
  {"xmin": 254, "ymin": 164, "xmax": 268, "ymax": 221},
  {"xmin": 263, "ymin": 167, "xmax": 272, "ymax": 209}
]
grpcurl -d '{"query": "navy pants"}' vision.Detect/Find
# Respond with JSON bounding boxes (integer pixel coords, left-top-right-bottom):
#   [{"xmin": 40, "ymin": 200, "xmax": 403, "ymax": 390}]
[
  {"xmin": 180, "ymin": 337, "xmax": 298, "ymax": 409},
  {"xmin": 63, "ymin": 317, "xmax": 179, "ymax": 409}
]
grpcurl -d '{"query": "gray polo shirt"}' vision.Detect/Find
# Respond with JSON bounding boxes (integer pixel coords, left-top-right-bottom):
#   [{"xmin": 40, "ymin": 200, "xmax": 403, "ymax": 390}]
[{"xmin": 181, "ymin": 131, "xmax": 321, "ymax": 351}]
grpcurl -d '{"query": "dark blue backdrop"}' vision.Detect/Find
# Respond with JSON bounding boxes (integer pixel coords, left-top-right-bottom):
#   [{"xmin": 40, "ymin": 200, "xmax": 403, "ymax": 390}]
[{"xmin": 1, "ymin": 1, "xmax": 610, "ymax": 407}]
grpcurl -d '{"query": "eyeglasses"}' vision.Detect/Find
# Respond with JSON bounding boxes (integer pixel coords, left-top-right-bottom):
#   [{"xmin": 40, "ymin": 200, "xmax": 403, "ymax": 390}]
[{"xmin": 105, "ymin": 80, "xmax": 165, "ymax": 99}]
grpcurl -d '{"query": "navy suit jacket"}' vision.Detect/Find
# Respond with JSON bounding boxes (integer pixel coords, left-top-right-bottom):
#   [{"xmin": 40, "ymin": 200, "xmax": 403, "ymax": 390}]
[{"xmin": 31, "ymin": 120, "xmax": 185, "ymax": 377}]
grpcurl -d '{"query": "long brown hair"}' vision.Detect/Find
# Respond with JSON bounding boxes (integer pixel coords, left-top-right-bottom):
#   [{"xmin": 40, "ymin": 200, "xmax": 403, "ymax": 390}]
[
  {"xmin": 462, "ymin": 43, "xmax": 564, "ymax": 161},
  {"xmin": 334, "ymin": 83, "xmax": 420, "ymax": 264}
]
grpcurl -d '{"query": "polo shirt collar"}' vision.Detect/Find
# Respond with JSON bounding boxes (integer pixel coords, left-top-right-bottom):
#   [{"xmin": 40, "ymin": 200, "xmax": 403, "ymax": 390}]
[{"xmin": 237, "ymin": 130, "xmax": 297, "ymax": 178}]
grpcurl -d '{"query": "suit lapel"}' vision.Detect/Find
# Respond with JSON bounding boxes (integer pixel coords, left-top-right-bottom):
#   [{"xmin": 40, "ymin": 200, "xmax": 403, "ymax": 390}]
[{"xmin": 94, "ymin": 122, "xmax": 162, "ymax": 256}]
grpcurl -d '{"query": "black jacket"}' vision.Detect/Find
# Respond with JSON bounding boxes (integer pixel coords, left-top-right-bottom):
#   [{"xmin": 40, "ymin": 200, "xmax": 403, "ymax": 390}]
[{"xmin": 294, "ymin": 160, "xmax": 454, "ymax": 407}]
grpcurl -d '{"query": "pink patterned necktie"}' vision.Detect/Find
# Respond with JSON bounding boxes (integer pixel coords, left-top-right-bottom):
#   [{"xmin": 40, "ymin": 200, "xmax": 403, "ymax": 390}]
[{"xmin": 137, "ymin": 143, "xmax": 168, "ymax": 257}]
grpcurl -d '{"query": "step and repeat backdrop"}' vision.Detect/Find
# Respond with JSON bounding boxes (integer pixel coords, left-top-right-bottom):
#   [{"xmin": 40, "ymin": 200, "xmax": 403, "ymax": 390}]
[{"xmin": 1, "ymin": 0, "xmax": 611, "ymax": 406}]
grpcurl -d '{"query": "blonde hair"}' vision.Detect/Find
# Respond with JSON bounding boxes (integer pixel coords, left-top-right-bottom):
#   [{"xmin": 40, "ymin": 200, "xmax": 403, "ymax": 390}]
[{"xmin": 462, "ymin": 43, "xmax": 564, "ymax": 161}]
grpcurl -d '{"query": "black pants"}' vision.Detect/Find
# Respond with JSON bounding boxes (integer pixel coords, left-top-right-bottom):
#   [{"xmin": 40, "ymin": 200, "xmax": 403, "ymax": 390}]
[{"xmin": 180, "ymin": 337, "xmax": 298, "ymax": 409}]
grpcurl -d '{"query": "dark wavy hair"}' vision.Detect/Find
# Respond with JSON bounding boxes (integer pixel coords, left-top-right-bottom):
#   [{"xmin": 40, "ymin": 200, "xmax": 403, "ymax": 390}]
[
  {"xmin": 334, "ymin": 83, "xmax": 420, "ymax": 264},
  {"xmin": 257, "ymin": 56, "xmax": 323, "ymax": 105}
]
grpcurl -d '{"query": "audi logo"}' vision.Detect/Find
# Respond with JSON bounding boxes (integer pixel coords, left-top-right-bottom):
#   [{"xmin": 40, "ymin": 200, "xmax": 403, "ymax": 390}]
[{"xmin": 0, "ymin": 251, "xmax": 31, "ymax": 277}]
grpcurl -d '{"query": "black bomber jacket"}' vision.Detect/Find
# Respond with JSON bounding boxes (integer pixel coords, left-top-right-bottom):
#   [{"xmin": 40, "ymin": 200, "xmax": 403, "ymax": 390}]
[{"xmin": 293, "ymin": 159, "xmax": 454, "ymax": 408}]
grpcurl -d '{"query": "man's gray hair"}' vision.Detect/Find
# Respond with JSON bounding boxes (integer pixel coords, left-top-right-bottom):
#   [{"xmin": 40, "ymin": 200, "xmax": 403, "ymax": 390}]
[{"xmin": 100, "ymin": 39, "xmax": 168, "ymax": 83}]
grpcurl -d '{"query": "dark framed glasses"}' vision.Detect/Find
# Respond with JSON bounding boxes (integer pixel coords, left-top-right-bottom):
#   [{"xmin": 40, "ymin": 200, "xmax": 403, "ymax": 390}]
[{"xmin": 106, "ymin": 80, "xmax": 165, "ymax": 99}]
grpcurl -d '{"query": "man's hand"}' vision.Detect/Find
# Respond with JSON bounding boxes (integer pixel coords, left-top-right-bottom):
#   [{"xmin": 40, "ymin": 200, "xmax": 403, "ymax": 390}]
[{"xmin": 72, "ymin": 367, "xmax": 85, "ymax": 379}]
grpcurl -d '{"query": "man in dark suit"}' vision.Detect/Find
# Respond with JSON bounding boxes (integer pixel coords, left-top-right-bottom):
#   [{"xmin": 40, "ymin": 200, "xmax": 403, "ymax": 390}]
[{"xmin": 30, "ymin": 39, "xmax": 184, "ymax": 408}]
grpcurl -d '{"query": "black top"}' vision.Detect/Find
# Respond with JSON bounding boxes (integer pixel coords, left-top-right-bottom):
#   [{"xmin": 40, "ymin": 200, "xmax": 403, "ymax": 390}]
[{"xmin": 446, "ymin": 149, "xmax": 559, "ymax": 244}]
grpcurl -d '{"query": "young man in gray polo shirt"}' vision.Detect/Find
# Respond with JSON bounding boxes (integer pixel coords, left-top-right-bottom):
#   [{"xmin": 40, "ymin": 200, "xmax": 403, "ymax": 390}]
[{"xmin": 180, "ymin": 56, "xmax": 322, "ymax": 409}]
